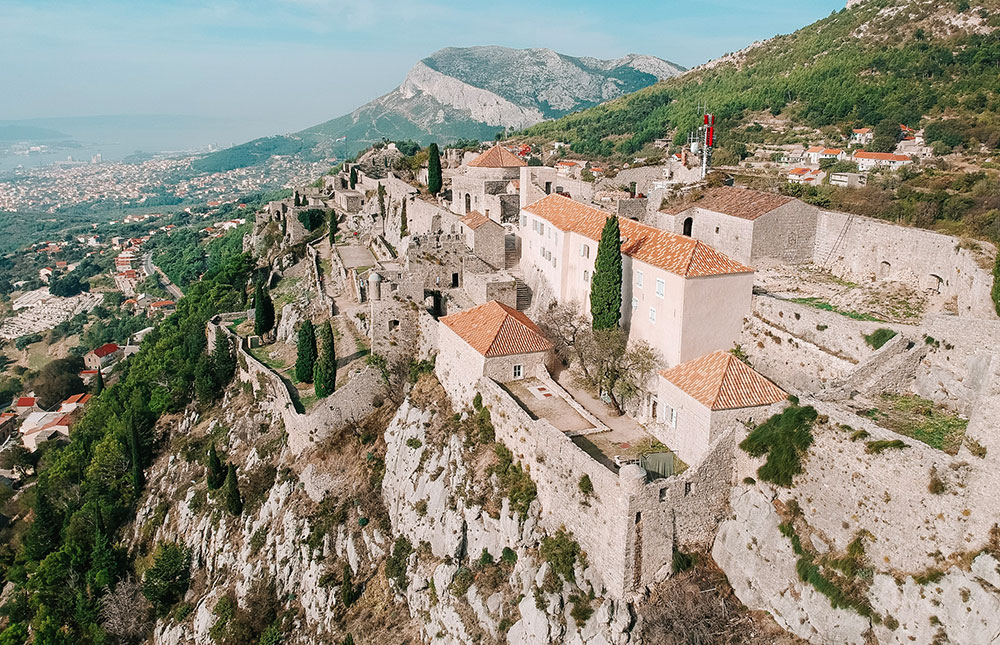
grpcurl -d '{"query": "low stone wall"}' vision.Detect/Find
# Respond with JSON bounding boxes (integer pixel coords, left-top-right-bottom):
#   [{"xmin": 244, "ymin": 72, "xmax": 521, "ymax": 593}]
[{"xmin": 208, "ymin": 318, "xmax": 387, "ymax": 456}]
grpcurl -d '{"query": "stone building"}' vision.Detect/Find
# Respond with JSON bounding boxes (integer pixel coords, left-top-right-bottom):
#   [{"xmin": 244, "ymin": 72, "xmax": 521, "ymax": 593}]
[
  {"xmin": 659, "ymin": 186, "xmax": 821, "ymax": 266},
  {"xmin": 520, "ymin": 194, "xmax": 754, "ymax": 367},
  {"xmin": 654, "ymin": 350, "xmax": 787, "ymax": 465},
  {"xmin": 518, "ymin": 165, "xmax": 596, "ymax": 209},
  {"xmin": 435, "ymin": 301, "xmax": 553, "ymax": 403},
  {"xmin": 450, "ymin": 145, "xmax": 525, "ymax": 223},
  {"xmin": 459, "ymin": 211, "xmax": 505, "ymax": 270}
]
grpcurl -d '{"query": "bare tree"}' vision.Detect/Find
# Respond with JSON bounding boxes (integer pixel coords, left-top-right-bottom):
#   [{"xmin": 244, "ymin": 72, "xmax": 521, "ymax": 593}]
[
  {"xmin": 578, "ymin": 328, "xmax": 658, "ymax": 415},
  {"xmin": 100, "ymin": 576, "xmax": 152, "ymax": 644},
  {"xmin": 538, "ymin": 302, "xmax": 593, "ymax": 379}
]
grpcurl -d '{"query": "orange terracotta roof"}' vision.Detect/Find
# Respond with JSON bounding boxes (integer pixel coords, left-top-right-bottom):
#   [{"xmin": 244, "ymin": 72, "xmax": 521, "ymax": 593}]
[
  {"xmin": 853, "ymin": 128, "xmax": 872, "ymax": 134},
  {"xmin": 461, "ymin": 211, "xmax": 492, "ymax": 230},
  {"xmin": 16, "ymin": 397, "xmax": 35, "ymax": 408},
  {"xmin": 806, "ymin": 146, "xmax": 824, "ymax": 153},
  {"xmin": 441, "ymin": 301, "xmax": 553, "ymax": 358},
  {"xmin": 468, "ymin": 145, "xmax": 527, "ymax": 169},
  {"xmin": 659, "ymin": 351, "xmax": 787, "ymax": 411},
  {"xmin": 663, "ymin": 186, "xmax": 795, "ymax": 222},
  {"xmin": 526, "ymin": 194, "xmax": 751, "ymax": 278},
  {"xmin": 854, "ymin": 151, "xmax": 910, "ymax": 162}
]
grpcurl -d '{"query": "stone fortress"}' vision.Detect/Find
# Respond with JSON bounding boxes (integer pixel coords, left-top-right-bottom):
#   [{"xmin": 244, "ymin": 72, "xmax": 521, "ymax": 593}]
[{"xmin": 242, "ymin": 140, "xmax": 1000, "ymax": 643}]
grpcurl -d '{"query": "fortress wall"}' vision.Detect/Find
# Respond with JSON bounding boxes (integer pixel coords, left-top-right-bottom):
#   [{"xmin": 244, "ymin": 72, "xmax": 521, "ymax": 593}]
[{"xmin": 815, "ymin": 211, "xmax": 996, "ymax": 319}]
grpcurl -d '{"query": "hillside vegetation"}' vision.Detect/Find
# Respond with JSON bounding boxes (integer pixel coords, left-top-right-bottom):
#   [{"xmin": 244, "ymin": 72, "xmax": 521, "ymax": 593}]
[{"xmin": 522, "ymin": 0, "xmax": 1000, "ymax": 158}]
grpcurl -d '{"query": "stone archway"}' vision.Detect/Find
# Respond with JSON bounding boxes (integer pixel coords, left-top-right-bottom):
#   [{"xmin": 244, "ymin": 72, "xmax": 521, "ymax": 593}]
[{"xmin": 683, "ymin": 217, "xmax": 693, "ymax": 237}]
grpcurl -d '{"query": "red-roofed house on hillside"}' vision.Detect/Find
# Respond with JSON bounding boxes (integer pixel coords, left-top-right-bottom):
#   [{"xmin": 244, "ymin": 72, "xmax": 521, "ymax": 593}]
[
  {"xmin": 15, "ymin": 397, "xmax": 37, "ymax": 415},
  {"xmin": 853, "ymin": 151, "xmax": 913, "ymax": 172},
  {"xmin": 451, "ymin": 144, "xmax": 527, "ymax": 223},
  {"xmin": 851, "ymin": 128, "xmax": 874, "ymax": 145},
  {"xmin": 654, "ymin": 350, "xmax": 787, "ymax": 463},
  {"xmin": 659, "ymin": 186, "xmax": 821, "ymax": 266},
  {"xmin": 436, "ymin": 301, "xmax": 554, "ymax": 402},
  {"xmin": 85, "ymin": 343, "xmax": 122, "ymax": 371},
  {"xmin": 520, "ymin": 194, "xmax": 754, "ymax": 367}
]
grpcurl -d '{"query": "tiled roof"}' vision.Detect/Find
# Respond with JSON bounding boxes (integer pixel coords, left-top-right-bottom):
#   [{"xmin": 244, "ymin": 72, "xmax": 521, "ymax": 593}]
[
  {"xmin": 461, "ymin": 211, "xmax": 492, "ymax": 230},
  {"xmin": 150, "ymin": 300, "xmax": 176, "ymax": 308},
  {"xmin": 853, "ymin": 151, "xmax": 911, "ymax": 162},
  {"xmin": 441, "ymin": 301, "xmax": 553, "ymax": 358},
  {"xmin": 664, "ymin": 186, "xmax": 795, "ymax": 221},
  {"xmin": 853, "ymin": 128, "xmax": 872, "ymax": 134},
  {"xmin": 93, "ymin": 343, "xmax": 119, "ymax": 358},
  {"xmin": 659, "ymin": 350, "xmax": 787, "ymax": 411},
  {"xmin": 16, "ymin": 397, "xmax": 35, "ymax": 408},
  {"xmin": 526, "ymin": 194, "xmax": 751, "ymax": 278},
  {"xmin": 468, "ymin": 145, "xmax": 527, "ymax": 169}
]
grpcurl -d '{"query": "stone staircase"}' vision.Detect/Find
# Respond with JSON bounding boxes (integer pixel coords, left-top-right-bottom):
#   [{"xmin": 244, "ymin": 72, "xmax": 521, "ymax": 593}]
[
  {"xmin": 515, "ymin": 279, "xmax": 532, "ymax": 311},
  {"xmin": 504, "ymin": 236, "xmax": 520, "ymax": 270}
]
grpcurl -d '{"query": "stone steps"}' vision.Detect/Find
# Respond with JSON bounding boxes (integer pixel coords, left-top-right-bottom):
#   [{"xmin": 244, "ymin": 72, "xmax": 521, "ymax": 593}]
[{"xmin": 515, "ymin": 279, "xmax": 532, "ymax": 311}]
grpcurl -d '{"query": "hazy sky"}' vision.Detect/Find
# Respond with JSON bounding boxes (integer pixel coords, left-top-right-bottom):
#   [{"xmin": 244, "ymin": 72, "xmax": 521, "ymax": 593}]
[{"xmin": 2, "ymin": 0, "xmax": 845, "ymax": 136}]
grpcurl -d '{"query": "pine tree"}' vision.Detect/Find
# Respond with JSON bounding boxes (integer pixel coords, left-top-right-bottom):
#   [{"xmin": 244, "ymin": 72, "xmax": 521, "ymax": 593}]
[
  {"xmin": 400, "ymin": 199, "xmax": 408, "ymax": 238},
  {"xmin": 349, "ymin": 166, "xmax": 358, "ymax": 190},
  {"xmin": 22, "ymin": 492, "xmax": 61, "ymax": 562},
  {"xmin": 590, "ymin": 216, "xmax": 623, "ymax": 330},
  {"xmin": 212, "ymin": 333, "xmax": 236, "ymax": 385},
  {"xmin": 295, "ymin": 320, "xmax": 317, "ymax": 383},
  {"xmin": 193, "ymin": 355, "xmax": 218, "ymax": 403},
  {"xmin": 206, "ymin": 442, "xmax": 225, "ymax": 490},
  {"xmin": 254, "ymin": 282, "xmax": 274, "ymax": 337},
  {"xmin": 94, "ymin": 368, "xmax": 105, "ymax": 395},
  {"xmin": 224, "ymin": 465, "xmax": 243, "ymax": 516},
  {"xmin": 314, "ymin": 321, "xmax": 336, "ymax": 397},
  {"xmin": 427, "ymin": 143, "xmax": 442, "ymax": 195},
  {"xmin": 128, "ymin": 417, "xmax": 144, "ymax": 492},
  {"xmin": 88, "ymin": 528, "xmax": 116, "ymax": 591}
]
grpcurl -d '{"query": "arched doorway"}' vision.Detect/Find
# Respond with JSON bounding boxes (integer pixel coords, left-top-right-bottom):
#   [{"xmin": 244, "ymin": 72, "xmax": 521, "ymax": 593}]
[
  {"xmin": 464, "ymin": 193, "xmax": 471, "ymax": 213},
  {"xmin": 682, "ymin": 217, "xmax": 693, "ymax": 237}
]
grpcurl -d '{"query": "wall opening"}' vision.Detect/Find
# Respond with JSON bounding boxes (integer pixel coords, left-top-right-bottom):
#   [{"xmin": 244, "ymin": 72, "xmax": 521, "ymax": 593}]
[
  {"xmin": 544, "ymin": 181, "xmax": 552, "ymax": 195},
  {"xmin": 451, "ymin": 273, "xmax": 460, "ymax": 288},
  {"xmin": 879, "ymin": 261, "xmax": 891, "ymax": 278},
  {"xmin": 464, "ymin": 193, "xmax": 471, "ymax": 213},
  {"xmin": 929, "ymin": 273, "xmax": 944, "ymax": 294},
  {"xmin": 389, "ymin": 320, "xmax": 399, "ymax": 331},
  {"xmin": 683, "ymin": 217, "xmax": 693, "ymax": 237}
]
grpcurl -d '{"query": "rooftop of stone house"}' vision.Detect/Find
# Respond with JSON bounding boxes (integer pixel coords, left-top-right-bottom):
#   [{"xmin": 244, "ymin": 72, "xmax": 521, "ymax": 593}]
[
  {"xmin": 660, "ymin": 186, "xmax": 795, "ymax": 220},
  {"xmin": 467, "ymin": 144, "xmax": 527, "ymax": 169},
  {"xmin": 503, "ymin": 377, "xmax": 598, "ymax": 436},
  {"xmin": 659, "ymin": 350, "xmax": 787, "ymax": 411},
  {"xmin": 524, "ymin": 194, "xmax": 752, "ymax": 278},
  {"xmin": 440, "ymin": 301, "xmax": 553, "ymax": 358}
]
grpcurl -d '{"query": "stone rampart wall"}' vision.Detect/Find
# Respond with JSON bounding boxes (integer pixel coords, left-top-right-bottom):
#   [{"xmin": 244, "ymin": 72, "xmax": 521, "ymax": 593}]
[{"xmin": 815, "ymin": 211, "xmax": 997, "ymax": 318}]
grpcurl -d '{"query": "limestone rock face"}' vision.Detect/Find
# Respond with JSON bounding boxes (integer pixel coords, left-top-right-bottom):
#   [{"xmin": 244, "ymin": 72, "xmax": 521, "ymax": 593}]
[
  {"xmin": 712, "ymin": 486, "xmax": 870, "ymax": 644},
  {"xmin": 275, "ymin": 303, "xmax": 301, "ymax": 344}
]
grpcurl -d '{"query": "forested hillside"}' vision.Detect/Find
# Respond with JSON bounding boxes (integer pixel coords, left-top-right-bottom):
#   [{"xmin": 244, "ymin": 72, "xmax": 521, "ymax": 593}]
[{"xmin": 522, "ymin": 0, "xmax": 1000, "ymax": 158}]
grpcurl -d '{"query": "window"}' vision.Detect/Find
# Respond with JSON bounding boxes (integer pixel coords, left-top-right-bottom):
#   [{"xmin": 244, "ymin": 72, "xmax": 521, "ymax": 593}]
[
  {"xmin": 580, "ymin": 244, "xmax": 590, "ymax": 258},
  {"xmin": 636, "ymin": 270, "xmax": 644, "ymax": 288},
  {"xmin": 649, "ymin": 307, "xmax": 656, "ymax": 323},
  {"xmin": 520, "ymin": 214, "xmax": 527, "ymax": 228},
  {"xmin": 513, "ymin": 364, "xmax": 523, "ymax": 379},
  {"xmin": 583, "ymin": 269, "xmax": 590, "ymax": 283},
  {"xmin": 684, "ymin": 482, "xmax": 693, "ymax": 496},
  {"xmin": 715, "ymin": 226, "xmax": 720, "ymax": 234},
  {"xmin": 631, "ymin": 297, "xmax": 638, "ymax": 311},
  {"xmin": 669, "ymin": 407, "xmax": 677, "ymax": 428},
  {"xmin": 655, "ymin": 278, "xmax": 665, "ymax": 298}
]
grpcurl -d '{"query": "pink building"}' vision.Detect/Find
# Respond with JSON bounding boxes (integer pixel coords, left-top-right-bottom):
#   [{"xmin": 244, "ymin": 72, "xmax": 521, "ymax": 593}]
[{"xmin": 519, "ymin": 194, "xmax": 754, "ymax": 368}]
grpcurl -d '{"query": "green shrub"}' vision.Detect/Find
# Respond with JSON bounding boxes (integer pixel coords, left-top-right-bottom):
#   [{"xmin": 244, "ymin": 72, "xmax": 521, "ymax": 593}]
[
  {"xmin": 850, "ymin": 429, "xmax": 870, "ymax": 441},
  {"xmin": 865, "ymin": 439, "xmax": 908, "ymax": 454},
  {"xmin": 143, "ymin": 542, "xmax": 192, "ymax": 617},
  {"xmin": 739, "ymin": 405, "xmax": 817, "ymax": 487},
  {"xmin": 491, "ymin": 444, "xmax": 537, "ymax": 519},
  {"xmin": 405, "ymin": 437, "xmax": 422, "ymax": 449},
  {"xmin": 296, "ymin": 209, "xmax": 326, "ymax": 232},
  {"xmin": 450, "ymin": 567, "xmax": 474, "ymax": 596},
  {"xmin": 578, "ymin": 474, "xmax": 594, "ymax": 498},
  {"xmin": 540, "ymin": 529, "xmax": 581, "ymax": 582},
  {"xmin": 671, "ymin": 548, "xmax": 696, "ymax": 574},
  {"xmin": 864, "ymin": 328, "xmax": 897, "ymax": 350},
  {"xmin": 569, "ymin": 591, "xmax": 594, "ymax": 623},
  {"xmin": 385, "ymin": 537, "xmax": 413, "ymax": 588},
  {"xmin": 501, "ymin": 547, "xmax": 518, "ymax": 565}
]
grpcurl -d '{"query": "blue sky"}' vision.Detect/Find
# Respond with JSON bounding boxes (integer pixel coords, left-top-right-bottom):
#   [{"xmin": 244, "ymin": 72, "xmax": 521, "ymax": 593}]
[{"xmin": 2, "ymin": 0, "xmax": 845, "ymax": 136}]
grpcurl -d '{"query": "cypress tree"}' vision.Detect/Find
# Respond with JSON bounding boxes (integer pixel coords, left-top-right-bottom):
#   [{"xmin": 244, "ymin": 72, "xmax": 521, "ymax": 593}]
[
  {"xmin": 349, "ymin": 166, "xmax": 358, "ymax": 190},
  {"xmin": 193, "ymin": 355, "xmax": 217, "ymax": 403},
  {"xmin": 314, "ymin": 321, "xmax": 336, "ymax": 397},
  {"xmin": 427, "ymin": 143, "xmax": 442, "ymax": 195},
  {"xmin": 377, "ymin": 183, "xmax": 386, "ymax": 218},
  {"xmin": 206, "ymin": 442, "xmax": 225, "ymax": 490},
  {"xmin": 212, "ymin": 333, "xmax": 236, "ymax": 385},
  {"xmin": 295, "ymin": 320, "xmax": 317, "ymax": 383},
  {"xmin": 329, "ymin": 210, "xmax": 338, "ymax": 244},
  {"xmin": 224, "ymin": 465, "xmax": 242, "ymax": 516},
  {"xmin": 590, "ymin": 216, "xmax": 623, "ymax": 330},
  {"xmin": 22, "ymin": 492, "xmax": 61, "ymax": 561},
  {"xmin": 400, "ymin": 200, "xmax": 408, "ymax": 238},
  {"xmin": 254, "ymin": 282, "xmax": 274, "ymax": 337},
  {"xmin": 293, "ymin": 192, "xmax": 301, "ymax": 207},
  {"xmin": 94, "ymin": 368, "xmax": 105, "ymax": 395}
]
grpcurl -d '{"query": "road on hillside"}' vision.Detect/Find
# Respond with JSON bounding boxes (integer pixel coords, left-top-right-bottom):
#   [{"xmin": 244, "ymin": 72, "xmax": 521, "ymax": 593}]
[{"xmin": 143, "ymin": 252, "xmax": 184, "ymax": 300}]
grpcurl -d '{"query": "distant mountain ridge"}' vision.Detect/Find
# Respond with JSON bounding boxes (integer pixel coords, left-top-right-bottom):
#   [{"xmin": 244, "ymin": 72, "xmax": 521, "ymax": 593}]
[{"xmin": 193, "ymin": 46, "xmax": 684, "ymax": 172}]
